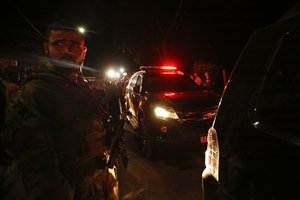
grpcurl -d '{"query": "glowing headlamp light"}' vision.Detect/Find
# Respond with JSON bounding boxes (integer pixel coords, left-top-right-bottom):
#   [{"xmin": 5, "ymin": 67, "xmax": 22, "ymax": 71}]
[{"xmin": 154, "ymin": 106, "xmax": 179, "ymax": 120}]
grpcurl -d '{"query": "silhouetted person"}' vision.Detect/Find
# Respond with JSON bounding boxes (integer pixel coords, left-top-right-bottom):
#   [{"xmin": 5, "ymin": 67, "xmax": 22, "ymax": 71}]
[{"xmin": 2, "ymin": 67, "xmax": 20, "ymax": 98}]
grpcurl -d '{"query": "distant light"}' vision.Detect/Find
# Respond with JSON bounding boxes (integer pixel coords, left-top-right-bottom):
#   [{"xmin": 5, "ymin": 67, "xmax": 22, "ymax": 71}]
[
  {"xmin": 115, "ymin": 72, "xmax": 121, "ymax": 78},
  {"xmin": 120, "ymin": 67, "xmax": 124, "ymax": 73},
  {"xmin": 107, "ymin": 69, "xmax": 115, "ymax": 78},
  {"xmin": 253, "ymin": 121, "xmax": 260, "ymax": 126},
  {"xmin": 78, "ymin": 27, "xmax": 85, "ymax": 34}
]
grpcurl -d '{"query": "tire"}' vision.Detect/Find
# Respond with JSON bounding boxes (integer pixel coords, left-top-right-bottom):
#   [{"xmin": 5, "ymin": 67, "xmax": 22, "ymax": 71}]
[{"xmin": 138, "ymin": 115, "xmax": 157, "ymax": 159}]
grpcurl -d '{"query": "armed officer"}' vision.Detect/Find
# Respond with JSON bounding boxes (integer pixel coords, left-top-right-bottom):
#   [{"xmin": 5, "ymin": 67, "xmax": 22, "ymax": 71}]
[{"xmin": 0, "ymin": 20, "xmax": 118, "ymax": 200}]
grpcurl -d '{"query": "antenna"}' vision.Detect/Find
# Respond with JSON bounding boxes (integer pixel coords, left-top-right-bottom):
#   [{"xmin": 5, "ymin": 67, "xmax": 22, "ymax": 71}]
[{"xmin": 12, "ymin": 2, "xmax": 46, "ymax": 40}]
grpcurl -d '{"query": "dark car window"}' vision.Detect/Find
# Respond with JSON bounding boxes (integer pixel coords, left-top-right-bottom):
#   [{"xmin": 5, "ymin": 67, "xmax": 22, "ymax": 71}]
[
  {"xmin": 128, "ymin": 74, "xmax": 138, "ymax": 90},
  {"xmin": 252, "ymin": 28, "xmax": 300, "ymax": 139},
  {"xmin": 134, "ymin": 75, "xmax": 143, "ymax": 93},
  {"xmin": 136, "ymin": 75, "xmax": 142, "ymax": 87},
  {"xmin": 145, "ymin": 74, "xmax": 200, "ymax": 92}
]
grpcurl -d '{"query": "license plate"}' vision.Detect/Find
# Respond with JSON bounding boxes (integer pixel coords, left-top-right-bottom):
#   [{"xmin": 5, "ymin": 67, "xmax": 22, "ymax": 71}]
[{"xmin": 200, "ymin": 135, "xmax": 207, "ymax": 143}]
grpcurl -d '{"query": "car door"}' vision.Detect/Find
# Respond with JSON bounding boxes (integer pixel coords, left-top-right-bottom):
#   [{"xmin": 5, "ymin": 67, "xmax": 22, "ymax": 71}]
[
  {"xmin": 126, "ymin": 74, "xmax": 138, "ymax": 116},
  {"xmin": 131, "ymin": 74, "xmax": 143, "ymax": 118},
  {"xmin": 202, "ymin": 14, "xmax": 300, "ymax": 200}
]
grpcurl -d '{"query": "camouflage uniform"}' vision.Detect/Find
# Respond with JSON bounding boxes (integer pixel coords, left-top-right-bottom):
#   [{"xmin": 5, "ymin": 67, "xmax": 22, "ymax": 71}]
[
  {"xmin": 0, "ymin": 77, "xmax": 6, "ymax": 130},
  {"xmin": 0, "ymin": 69, "xmax": 119, "ymax": 199}
]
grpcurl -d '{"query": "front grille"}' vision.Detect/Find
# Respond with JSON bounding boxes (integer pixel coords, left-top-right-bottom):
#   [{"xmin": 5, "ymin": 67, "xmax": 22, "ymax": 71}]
[{"xmin": 176, "ymin": 107, "xmax": 217, "ymax": 122}]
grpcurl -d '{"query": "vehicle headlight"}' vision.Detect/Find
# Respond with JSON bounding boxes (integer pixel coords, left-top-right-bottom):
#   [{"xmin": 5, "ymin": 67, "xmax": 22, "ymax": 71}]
[{"xmin": 154, "ymin": 106, "xmax": 179, "ymax": 120}]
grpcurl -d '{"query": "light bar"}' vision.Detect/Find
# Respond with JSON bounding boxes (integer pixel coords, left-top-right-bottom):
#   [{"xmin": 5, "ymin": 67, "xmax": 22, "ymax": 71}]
[
  {"xmin": 140, "ymin": 66, "xmax": 177, "ymax": 71},
  {"xmin": 161, "ymin": 66, "xmax": 177, "ymax": 70}
]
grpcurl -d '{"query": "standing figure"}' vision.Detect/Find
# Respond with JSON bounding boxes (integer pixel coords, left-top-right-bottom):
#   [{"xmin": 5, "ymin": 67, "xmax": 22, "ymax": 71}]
[
  {"xmin": 2, "ymin": 67, "xmax": 20, "ymax": 98},
  {"xmin": 193, "ymin": 72, "xmax": 203, "ymax": 86},
  {"xmin": 23, "ymin": 67, "xmax": 36, "ymax": 79},
  {"xmin": 1, "ymin": 20, "xmax": 118, "ymax": 200}
]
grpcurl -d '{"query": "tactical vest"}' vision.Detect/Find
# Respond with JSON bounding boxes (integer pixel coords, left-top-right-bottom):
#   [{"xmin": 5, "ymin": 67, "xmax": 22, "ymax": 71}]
[{"xmin": 17, "ymin": 72, "xmax": 108, "ymax": 183}]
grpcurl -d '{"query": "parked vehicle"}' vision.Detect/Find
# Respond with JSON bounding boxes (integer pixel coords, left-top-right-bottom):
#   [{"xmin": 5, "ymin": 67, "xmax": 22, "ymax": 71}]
[
  {"xmin": 202, "ymin": 4, "xmax": 300, "ymax": 200},
  {"xmin": 125, "ymin": 66, "xmax": 220, "ymax": 158}
]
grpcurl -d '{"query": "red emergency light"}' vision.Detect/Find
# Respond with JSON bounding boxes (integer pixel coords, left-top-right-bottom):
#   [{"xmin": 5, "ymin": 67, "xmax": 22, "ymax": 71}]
[
  {"xmin": 161, "ymin": 66, "xmax": 177, "ymax": 70},
  {"xmin": 163, "ymin": 92, "xmax": 176, "ymax": 96}
]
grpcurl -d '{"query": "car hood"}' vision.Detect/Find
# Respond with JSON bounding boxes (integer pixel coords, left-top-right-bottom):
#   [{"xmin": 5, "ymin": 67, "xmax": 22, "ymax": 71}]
[{"xmin": 150, "ymin": 90, "xmax": 220, "ymax": 111}]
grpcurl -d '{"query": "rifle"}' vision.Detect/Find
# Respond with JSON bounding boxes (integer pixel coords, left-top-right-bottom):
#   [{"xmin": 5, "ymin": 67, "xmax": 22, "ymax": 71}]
[{"xmin": 106, "ymin": 97, "xmax": 128, "ymax": 169}]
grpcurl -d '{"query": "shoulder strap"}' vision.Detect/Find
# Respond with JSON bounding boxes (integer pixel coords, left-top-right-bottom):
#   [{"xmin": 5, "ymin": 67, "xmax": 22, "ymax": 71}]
[{"xmin": 20, "ymin": 72, "xmax": 64, "ymax": 87}]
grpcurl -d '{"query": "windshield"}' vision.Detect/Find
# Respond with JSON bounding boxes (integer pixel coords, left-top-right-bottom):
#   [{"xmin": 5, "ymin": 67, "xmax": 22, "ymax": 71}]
[
  {"xmin": 252, "ymin": 28, "xmax": 300, "ymax": 137},
  {"xmin": 145, "ymin": 74, "xmax": 201, "ymax": 92}
]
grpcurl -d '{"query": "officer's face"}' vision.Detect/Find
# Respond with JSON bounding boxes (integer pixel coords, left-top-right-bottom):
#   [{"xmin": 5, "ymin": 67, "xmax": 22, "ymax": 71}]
[{"xmin": 44, "ymin": 30, "xmax": 86, "ymax": 65}]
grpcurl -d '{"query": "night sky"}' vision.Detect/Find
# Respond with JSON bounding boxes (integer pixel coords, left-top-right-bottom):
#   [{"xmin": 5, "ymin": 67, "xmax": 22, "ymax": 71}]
[{"xmin": 1, "ymin": 0, "xmax": 299, "ymax": 73}]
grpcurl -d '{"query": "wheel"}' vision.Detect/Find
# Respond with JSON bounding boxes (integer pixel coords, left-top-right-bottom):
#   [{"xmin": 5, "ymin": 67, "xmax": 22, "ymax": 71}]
[{"xmin": 138, "ymin": 115, "xmax": 157, "ymax": 159}]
